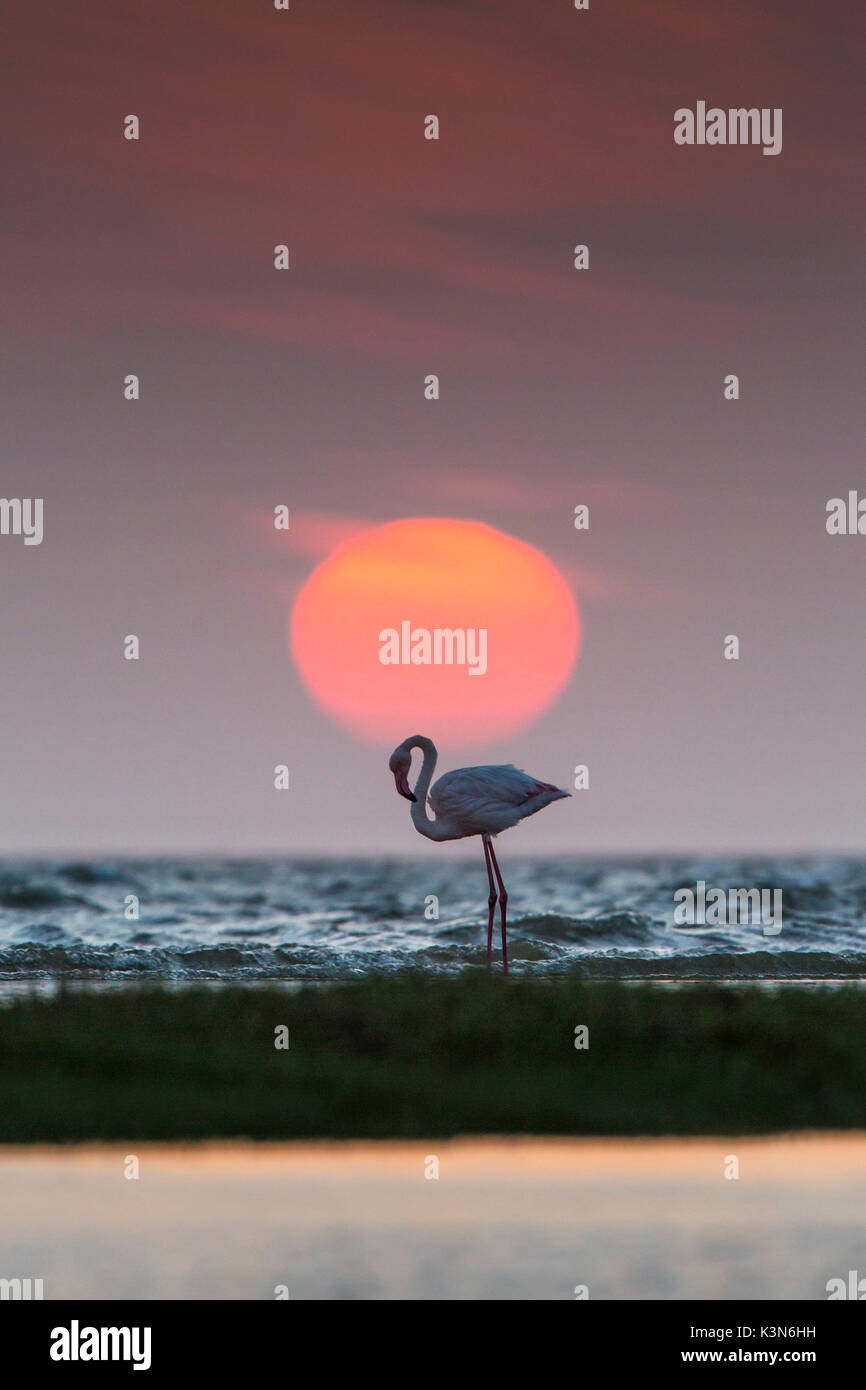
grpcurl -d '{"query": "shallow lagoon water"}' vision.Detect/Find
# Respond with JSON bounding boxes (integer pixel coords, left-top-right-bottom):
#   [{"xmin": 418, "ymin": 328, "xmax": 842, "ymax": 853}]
[{"xmin": 1, "ymin": 855, "xmax": 865, "ymax": 983}]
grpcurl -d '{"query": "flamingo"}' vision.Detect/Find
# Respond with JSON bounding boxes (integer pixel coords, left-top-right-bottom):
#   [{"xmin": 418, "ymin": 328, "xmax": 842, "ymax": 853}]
[{"xmin": 389, "ymin": 734, "xmax": 570, "ymax": 973}]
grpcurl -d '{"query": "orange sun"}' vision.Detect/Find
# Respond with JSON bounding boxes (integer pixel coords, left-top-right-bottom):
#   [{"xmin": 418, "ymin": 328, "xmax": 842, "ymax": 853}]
[{"xmin": 290, "ymin": 518, "xmax": 581, "ymax": 748}]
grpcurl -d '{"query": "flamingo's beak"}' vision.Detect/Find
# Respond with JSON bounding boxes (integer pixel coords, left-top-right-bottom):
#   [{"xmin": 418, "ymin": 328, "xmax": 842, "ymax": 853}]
[{"xmin": 394, "ymin": 770, "xmax": 416, "ymax": 802}]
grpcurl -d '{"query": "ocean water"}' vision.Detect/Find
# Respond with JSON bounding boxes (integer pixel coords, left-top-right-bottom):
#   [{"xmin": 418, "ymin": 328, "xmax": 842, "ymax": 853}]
[{"xmin": 1, "ymin": 855, "xmax": 865, "ymax": 984}]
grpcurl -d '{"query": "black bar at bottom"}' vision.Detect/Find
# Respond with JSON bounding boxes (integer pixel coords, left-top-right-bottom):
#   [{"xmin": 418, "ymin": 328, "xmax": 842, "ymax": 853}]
[{"xmin": 7, "ymin": 1299, "xmax": 861, "ymax": 1375}]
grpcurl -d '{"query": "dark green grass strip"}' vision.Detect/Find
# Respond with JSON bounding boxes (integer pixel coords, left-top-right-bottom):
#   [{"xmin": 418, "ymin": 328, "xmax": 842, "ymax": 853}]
[{"xmin": 1, "ymin": 975, "xmax": 864, "ymax": 1141}]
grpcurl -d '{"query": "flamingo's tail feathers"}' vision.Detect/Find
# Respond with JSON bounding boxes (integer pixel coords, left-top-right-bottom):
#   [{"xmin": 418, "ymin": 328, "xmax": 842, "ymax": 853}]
[{"xmin": 532, "ymin": 781, "xmax": 571, "ymax": 800}]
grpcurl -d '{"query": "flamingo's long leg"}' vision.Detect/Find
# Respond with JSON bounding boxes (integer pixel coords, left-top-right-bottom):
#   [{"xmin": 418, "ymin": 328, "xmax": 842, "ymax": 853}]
[
  {"xmin": 486, "ymin": 839, "xmax": 509, "ymax": 974},
  {"xmin": 482, "ymin": 834, "xmax": 497, "ymax": 966}
]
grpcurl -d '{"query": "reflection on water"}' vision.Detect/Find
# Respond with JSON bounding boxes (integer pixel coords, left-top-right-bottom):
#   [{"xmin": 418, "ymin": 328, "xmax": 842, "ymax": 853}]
[{"xmin": 1, "ymin": 1135, "xmax": 864, "ymax": 1300}]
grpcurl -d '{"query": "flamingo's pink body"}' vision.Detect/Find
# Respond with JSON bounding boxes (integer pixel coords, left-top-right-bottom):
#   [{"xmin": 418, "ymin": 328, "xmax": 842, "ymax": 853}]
[{"xmin": 388, "ymin": 735, "xmax": 570, "ymax": 972}]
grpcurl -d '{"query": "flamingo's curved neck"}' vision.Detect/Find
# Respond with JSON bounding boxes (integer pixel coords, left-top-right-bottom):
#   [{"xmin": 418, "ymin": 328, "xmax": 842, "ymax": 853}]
[{"xmin": 408, "ymin": 736, "xmax": 441, "ymax": 839}]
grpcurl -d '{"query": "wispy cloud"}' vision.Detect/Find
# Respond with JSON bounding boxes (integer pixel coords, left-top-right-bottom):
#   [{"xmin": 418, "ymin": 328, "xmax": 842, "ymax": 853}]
[
  {"xmin": 7, "ymin": 0, "xmax": 858, "ymax": 358},
  {"xmin": 228, "ymin": 503, "xmax": 672, "ymax": 609}
]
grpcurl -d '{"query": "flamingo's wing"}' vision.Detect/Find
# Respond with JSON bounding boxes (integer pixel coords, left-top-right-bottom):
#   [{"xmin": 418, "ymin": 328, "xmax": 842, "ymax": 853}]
[{"xmin": 428, "ymin": 764, "xmax": 560, "ymax": 831}]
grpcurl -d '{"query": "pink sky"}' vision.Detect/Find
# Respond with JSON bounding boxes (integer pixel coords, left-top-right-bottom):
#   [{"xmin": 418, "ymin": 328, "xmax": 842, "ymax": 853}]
[{"xmin": 2, "ymin": 0, "xmax": 864, "ymax": 852}]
